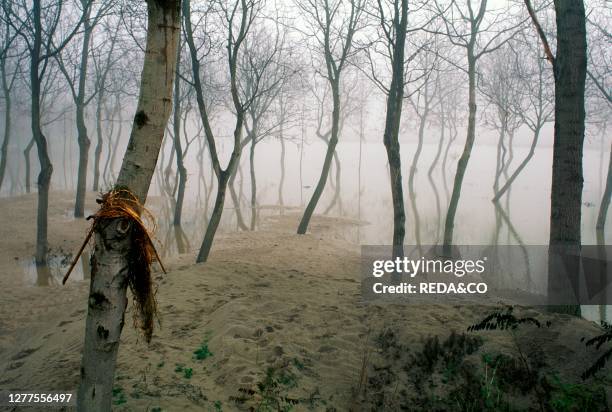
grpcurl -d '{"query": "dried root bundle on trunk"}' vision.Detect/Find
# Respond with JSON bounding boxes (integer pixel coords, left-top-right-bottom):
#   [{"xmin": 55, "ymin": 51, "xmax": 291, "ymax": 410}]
[{"xmin": 64, "ymin": 188, "xmax": 165, "ymax": 342}]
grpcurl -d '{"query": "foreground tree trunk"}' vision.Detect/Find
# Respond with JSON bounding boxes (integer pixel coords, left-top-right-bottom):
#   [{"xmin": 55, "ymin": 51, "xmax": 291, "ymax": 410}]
[
  {"xmin": 77, "ymin": 2, "xmax": 180, "ymax": 410},
  {"xmin": 544, "ymin": 0, "xmax": 587, "ymax": 315}
]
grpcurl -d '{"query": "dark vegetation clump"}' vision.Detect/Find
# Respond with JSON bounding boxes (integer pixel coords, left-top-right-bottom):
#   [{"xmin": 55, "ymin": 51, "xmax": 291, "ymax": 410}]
[
  {"xmin": 355, "ymin": 307, "xmax": 611, "ymax": 411},
  {"xmin": 581, "ymin": 321, "xmax": 612, "ymax": 380},
  {"xmin": 229, "ymin": 357, "xmax": 329, "ymax": 411}
]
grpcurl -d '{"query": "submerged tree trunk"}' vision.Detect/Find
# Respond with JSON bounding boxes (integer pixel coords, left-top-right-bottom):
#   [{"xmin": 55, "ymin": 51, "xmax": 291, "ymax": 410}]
[
  {"xmin": 77, "ymin": 2, "xmax": 180, "ymax": 410},
  {"xmin": 441, "ymin": 120, "xmax": 457, "ymax": 202},
  {"xmin": 428, "ymin": 113, "xmax": 445, "ymax": 244},
  {"xmin": 443, "ymin": 52, "xmax": 476, "ymax": 255},
  {"xmin": 493, "ymin": 125, "xmax": 542, "ymax": 202},
  {"xmin": 546, "ymin": 0, "xmax": 587, "ymax": 316},
  {"xmin": 409, "ymin": 96, "xmax": 430, "ymax": 253}
]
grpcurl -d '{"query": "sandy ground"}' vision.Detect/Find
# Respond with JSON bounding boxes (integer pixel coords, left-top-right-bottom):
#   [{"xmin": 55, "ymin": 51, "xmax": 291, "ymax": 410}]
[{"xmin": 0, "ymin": 192, "xmax": 610, "ymax": 411}]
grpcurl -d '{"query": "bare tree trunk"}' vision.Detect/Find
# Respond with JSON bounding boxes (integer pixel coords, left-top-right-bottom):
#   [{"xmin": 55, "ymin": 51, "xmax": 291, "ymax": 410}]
[
  {"xmin": 443, "ymin": 53, "xmax": 476, "ymax": 255},
  {"xmin": 596, "ymin": 143, "xmax": 611, "ymax": 239},
  {"xmin": 299, "ymin": 110, "xmax": 304, "ymax": 206},
  {"xmin": 409, "ymin": 105, "xmax": 429, "ymax": 253},
  {"xmin": 493, "ymin": 120, "xmax": 507, "ymax": 195},
  {"xmin": 441, "ymin": 121, "xmax": 457, "ymax": 202},
  {"xmin": 546, "ymin": 0, "xmax": 586, "ymax": 316},
  {"xmin": 357, "ymin": 104, "xmax": 363, "ymax": 242},
  {"xmin": 92, "ymin": 89, "xmax": 104, "ymax": 192},
  {"xmin": 229, "ymin": 167, "xmax": 249, "ymax": 231},
  {"xmin": 323, "ymin": 151, "xmax": 341, "ymax": 215},
  {"xmin": 30, "ymin": 1, "xmax": 53, "ymax": 265},
  {"xmin": 173, "ymin": 43, "xmax": 187, "ymax": 226},
  {"xmin": 278, "ymin": 123, "xmax": 285, "ymax": 209},
  {"xmin": 428, "ymin": 115, "xmax": 445, "ymax": 244},
  {"xmin": 77, "ymin": 2, "xmax": 180, "ymax": 410},
  {"xmin": 493, "ymin": 125, "xmax": 542, "ymax": 202},
  {"xmin": 0, "ymin": 56, "xmax": 11, "ymax": 190},
  {"xmin": 104, "ymin": 96, "xmax": 122, "ymax": 186},
  {"xmin": 74, "ymin": 12, "xmax": 93, "ymax": 218},
  {"xmin": 24, "ymin": 138, "xmax": 34, "ymax": 193},
  {"xmin": 249, "ymin": 132, "xmax": 257, "ymax": 230},
  {"xmin": 197, "ymin": 171, "xmax": 229, "ymax": 262},
  {"xmin": 298, "ymin": 83, "xmax": 340, "ymax": 234}
]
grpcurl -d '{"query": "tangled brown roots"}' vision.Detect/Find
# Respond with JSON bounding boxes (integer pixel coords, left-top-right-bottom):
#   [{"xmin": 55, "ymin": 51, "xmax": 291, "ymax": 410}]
[{"xmin": 64, "ymin": 188, "xmax": 166, "ymax": 343}]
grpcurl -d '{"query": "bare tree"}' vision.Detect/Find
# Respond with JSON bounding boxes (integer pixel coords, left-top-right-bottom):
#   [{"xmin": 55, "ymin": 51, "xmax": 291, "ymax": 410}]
[
  {"xmin": 56, "ymin": 1, "xmax": 113, "ymax": 217},
  {"xmin": 76, "ymin": 1, "xmax": 181, "ymax": 410},
  {"xmin": 430, "ymin": 0, "xmax": 521, "ymax": 254},
  {"xmin": 91, "ymin": 16, "xmax": 123, "ymax": 192},
  {"xmin": 478, "ymin": 45, "xmax": 524, "ymax": 201},
  {"xmin": 241, "ymin": 24, "xmax": 290, "ymax": 229},
  {"xmin": 295, "ymin": 0, "xmax": 364, "ymax": 234},
  {"xmin": 184, "ymin": 0, "xmax": 264, "ymax": 262},
  {"xmin": 375, "ymin": 0, "xmax": 409, "ymax": 252},
  {"xmin": 2, "ymin": 0, "xmax": 90, "ymax": 264},
  {"xmin": 0, "ymin": 8, "xmax": 20, "ymax": 191},
  {"xmin": 491, "ymin": 32, "xmax": 553, "ymax": 202}
]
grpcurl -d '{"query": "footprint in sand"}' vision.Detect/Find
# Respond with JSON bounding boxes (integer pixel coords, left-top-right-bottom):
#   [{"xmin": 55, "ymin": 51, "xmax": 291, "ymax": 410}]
[{"xmin": 12, "ymin": 346, "xmax": 39, "ymax": 360}]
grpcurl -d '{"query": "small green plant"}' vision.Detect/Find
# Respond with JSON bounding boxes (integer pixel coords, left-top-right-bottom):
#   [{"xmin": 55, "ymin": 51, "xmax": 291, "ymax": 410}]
[
  {"xmin": 183, "ymin": 367, "xmax": 193, "ymax": 379},
  {"xmin": 157, "ymin": 360, "xmax": 165, "ymax": 368},
  {"xmin": 214, "ymin": 400, "xmax": 223, "ymax": 412},
  {"xmin": 112, "ymin": 386, "xmax": 127, "ymax": 405},
  {"xmin": 194, "ymin": 342, "xmax": 213, "ymax": 360}
]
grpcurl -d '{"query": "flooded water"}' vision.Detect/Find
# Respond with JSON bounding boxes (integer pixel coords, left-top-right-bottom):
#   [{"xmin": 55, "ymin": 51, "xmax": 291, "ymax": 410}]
[
  {"xmin": 23, "ymin": 252, "xmax": 90, "ymax": 286},
  {"xmin": 147, "ymin": 135, "xmax": 608, "ymax": 247}
]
